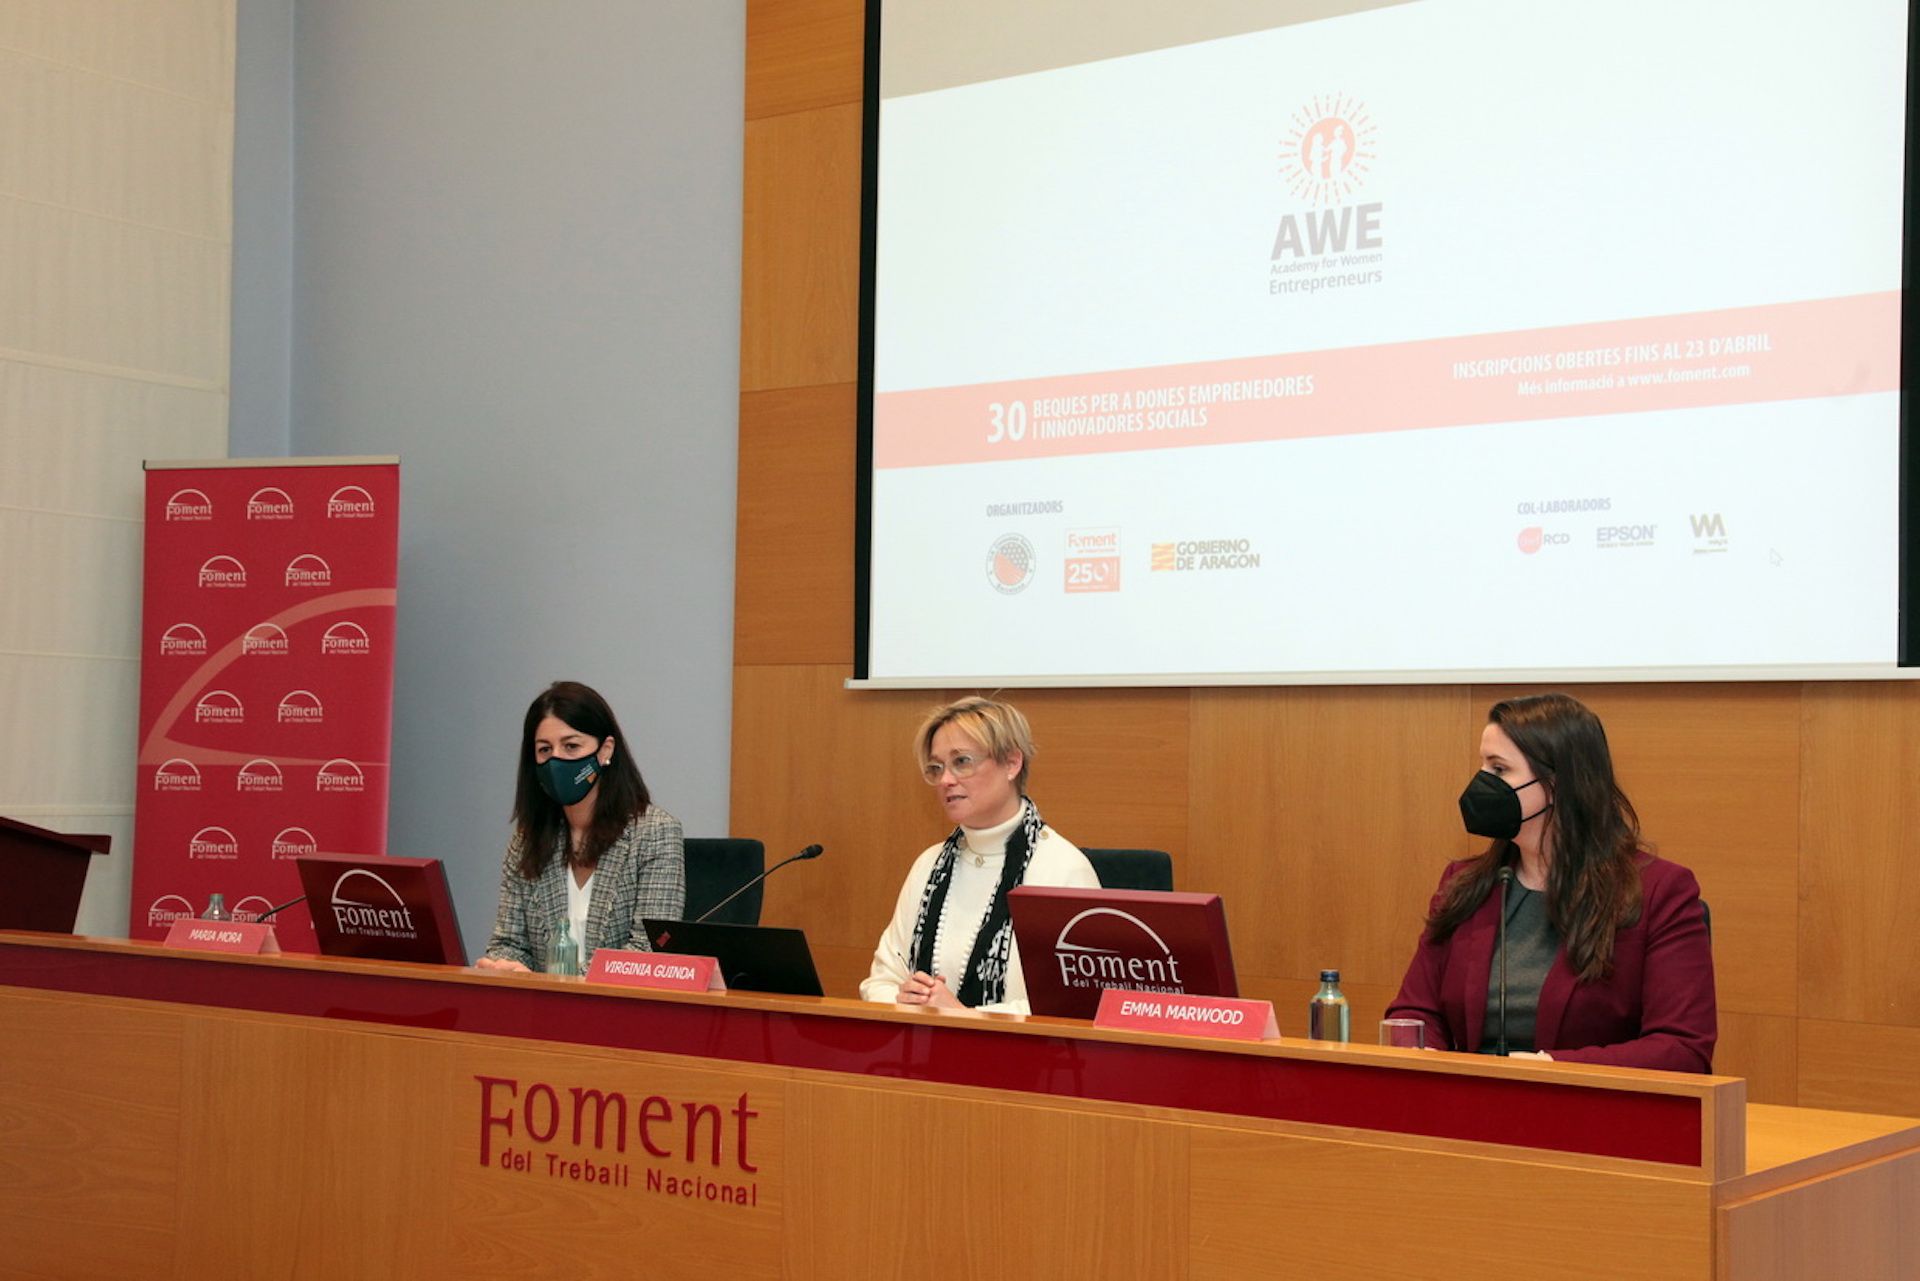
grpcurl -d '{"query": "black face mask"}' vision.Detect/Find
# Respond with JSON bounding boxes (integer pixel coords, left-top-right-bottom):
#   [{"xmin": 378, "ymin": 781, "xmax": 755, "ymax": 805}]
[{"xmin": 1458, "ymin": 771, "xmax": 1548, "ymax": 840}]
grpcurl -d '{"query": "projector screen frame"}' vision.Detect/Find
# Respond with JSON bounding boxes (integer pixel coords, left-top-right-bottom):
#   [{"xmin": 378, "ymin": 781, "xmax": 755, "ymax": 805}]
[{"xmin": 852, "ymin": 0, "xmax": 1920, "ymax": 688}]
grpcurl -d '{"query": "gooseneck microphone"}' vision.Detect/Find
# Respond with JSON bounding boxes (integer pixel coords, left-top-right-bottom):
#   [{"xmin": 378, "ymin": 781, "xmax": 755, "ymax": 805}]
[
  {"xmin": 255, "ymin": 894, "xmax": 307, "ymax": 923},
  {"xmin": 1494, "ymin": 865, "xmax": 1513, "ymax": 1057},
  {"xmin": 689, "ymin": 843, "xmax": 824, "ymax": 926}
]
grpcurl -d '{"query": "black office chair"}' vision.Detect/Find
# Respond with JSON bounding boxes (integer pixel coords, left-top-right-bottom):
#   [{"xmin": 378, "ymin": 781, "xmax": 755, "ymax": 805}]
[
  {"xmin": 682, "ymin": 837, "xmax": 766, "ymax": 925},
  {"xmin": 1700, "ymin": 898, "xmax": 1711, "ymax": 941},
  {"xmin": 1083, "ymin": 848, "xmax": 1174, "ymax": 892}
]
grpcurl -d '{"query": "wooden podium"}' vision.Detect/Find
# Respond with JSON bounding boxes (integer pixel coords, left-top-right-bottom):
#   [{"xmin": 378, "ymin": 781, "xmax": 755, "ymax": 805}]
[
  {"xmin": 0, "ymin": 816, "xmax": 109, "ymax": 932},
  {"xmin": 0, "ymin": 932, "xmax": 1913, "ymax": 1280}
]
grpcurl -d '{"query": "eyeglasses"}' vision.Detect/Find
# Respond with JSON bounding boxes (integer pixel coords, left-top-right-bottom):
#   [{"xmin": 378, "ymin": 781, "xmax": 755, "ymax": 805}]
[{"xmin": 922, "ymin": 753, "xmax": 985, "ymax": 785}]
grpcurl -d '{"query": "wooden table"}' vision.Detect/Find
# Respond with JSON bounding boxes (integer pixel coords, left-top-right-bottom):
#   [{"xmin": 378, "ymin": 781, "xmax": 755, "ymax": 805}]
[{"xmin": 1, "ymin": 932, "xmax": 1913, "ymax": 1279}]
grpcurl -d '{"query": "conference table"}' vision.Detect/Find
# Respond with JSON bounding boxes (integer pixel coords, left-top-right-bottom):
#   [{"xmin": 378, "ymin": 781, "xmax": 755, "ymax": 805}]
[{"xmin": 1, "ymin": 932, "xmax": 1914, "ymax": 1280}]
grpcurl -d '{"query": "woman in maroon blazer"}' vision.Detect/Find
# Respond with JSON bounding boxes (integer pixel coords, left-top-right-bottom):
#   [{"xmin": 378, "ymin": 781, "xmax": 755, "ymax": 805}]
[{"xmin": 1385, "ymin": 693, "xmax": 1715, "ymax": 1072}]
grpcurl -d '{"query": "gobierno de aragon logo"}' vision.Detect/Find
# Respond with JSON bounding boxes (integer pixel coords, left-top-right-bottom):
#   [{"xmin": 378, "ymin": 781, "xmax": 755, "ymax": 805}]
[{"xmin": 1278, "ymin": 92, "xmax": 1377, "ymax": 206}]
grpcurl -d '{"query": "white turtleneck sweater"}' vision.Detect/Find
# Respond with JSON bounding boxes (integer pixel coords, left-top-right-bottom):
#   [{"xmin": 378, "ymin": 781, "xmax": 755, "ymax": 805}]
[{"xmin": 860, "ymin": 806, "xmax": 1100, "ymax": 1015}]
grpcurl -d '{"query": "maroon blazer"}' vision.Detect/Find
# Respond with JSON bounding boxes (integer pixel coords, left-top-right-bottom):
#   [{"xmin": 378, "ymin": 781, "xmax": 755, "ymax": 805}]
[{"xmin": 1384, "ymin": 853, "xmax": 1715, "ymax": 1072}]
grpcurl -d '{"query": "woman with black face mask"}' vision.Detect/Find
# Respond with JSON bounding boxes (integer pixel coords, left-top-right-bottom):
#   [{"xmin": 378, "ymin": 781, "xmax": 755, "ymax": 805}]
[
  {"xmin": 1384, "ymin": 692, "xmax": 1715, "ymax": 1071},
  {"xmin": 476, "ymin": 681, "xmax": 685, "ymax": 973}
]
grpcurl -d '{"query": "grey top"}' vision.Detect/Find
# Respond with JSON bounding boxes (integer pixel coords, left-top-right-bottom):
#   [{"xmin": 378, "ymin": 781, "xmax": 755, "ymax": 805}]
[
  {"xmin": 483, "ymin": 805, "xmax": 686, "ymax": 970},
  {"xmin": 1479, "ymin": 879, "xmax": 1560, "ymax": 1054}
]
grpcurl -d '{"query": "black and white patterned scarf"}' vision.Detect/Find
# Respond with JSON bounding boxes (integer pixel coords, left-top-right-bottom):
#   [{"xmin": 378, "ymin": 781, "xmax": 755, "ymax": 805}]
[{"xmin": 906, "ymin": 796, "xmax": 1043, "ymax": 1007}]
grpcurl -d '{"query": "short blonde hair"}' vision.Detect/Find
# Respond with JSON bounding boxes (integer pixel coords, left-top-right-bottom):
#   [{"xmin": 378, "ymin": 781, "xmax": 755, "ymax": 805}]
[{"xmin": 913, "ymin": 696, "xmax": 1036, "ymax": 792}]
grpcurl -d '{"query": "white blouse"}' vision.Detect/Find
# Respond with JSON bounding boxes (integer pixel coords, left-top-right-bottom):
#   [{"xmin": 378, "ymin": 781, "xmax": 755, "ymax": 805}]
[{"xmin": 860, "ymin": 807, "xmax": 1101, "ymax": 1015}]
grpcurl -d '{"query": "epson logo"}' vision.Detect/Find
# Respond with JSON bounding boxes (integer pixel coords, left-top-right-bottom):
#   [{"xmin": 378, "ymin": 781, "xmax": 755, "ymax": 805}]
[
  {"xmin": 243, "ymin": 622, "xmax": 291, "ymax": 656},
  {"xmin": 316, "ymin": 759, "xmax": 366, "ymax": 793},
  {"xmin": 331, "ymin": 870, "xmax": 418, "ymax": 939},
  {"xmin": 146, "ymin": 894, "xmax": 196, "ymax": 928},
  {"xmin": 160, "ymin": 623, "xmax": 209, "ymax": 657},
  {"xmin": 246, "ymin": 487, "xmax": 296, "ymax": 520},
  {"xmin": 271, "ymin": 827, "xmax": 319, "ymax": 860},
  {"xmin": 153, "ymin": 758, "xmax": 202, "ymax": 792},
  {"xmin": 1596, "ymin": 524, "xmax": 1657, "ymax": 549},
  {"xmin": 285, "ymin": 554, "xmax": 333, "ymax": 587},
  {"xmin": 327, "ymin": 485, "xmax": 377, "ymax": 519},
  {"xmin": 194, "ymin": 691, "xmax": 245, "ymax": 724},
  {"xmin": 165, "ymin": 488, "xmax": 214, "ymax": 521},
  {"xmin": 188, "ymin": 826, "xmax": 241, "ymax": 860},
  {"xmin": 237, "ymin": 758, "xmax": 285, "ymax": 793},
  {"xmin": 1052, "ymin": 908, "xmax": 1186, "ymax": 992},
  {"xmin": 198, "ymin": 555, "xmax": 247, "ymax": 588},
  {"xmin": 278, "ymin": 689, "xmax": 324, "ymax": 724},
  {"xmin": 321, "ymin": 621, "xmax": 372, "ymax": 656}
]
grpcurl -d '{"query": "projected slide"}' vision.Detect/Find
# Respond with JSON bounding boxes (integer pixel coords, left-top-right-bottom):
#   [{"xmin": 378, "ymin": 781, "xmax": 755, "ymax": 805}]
[{"xmin": 865, "ymin": 0, "xmax": 1908, "ymax": 683}]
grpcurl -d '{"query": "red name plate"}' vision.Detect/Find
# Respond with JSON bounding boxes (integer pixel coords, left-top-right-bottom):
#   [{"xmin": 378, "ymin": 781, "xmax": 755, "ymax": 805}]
[
  {"xmin": 1094, "ymin": 988, "xmax": 1279, "ymax": 1042},
  {"xmin": 586, "ymin": 950, "xmax": 725, "ymax": 993},
  {"xmin": 162, "ymin": 919, "xmax": 281, "ymax": 955}
]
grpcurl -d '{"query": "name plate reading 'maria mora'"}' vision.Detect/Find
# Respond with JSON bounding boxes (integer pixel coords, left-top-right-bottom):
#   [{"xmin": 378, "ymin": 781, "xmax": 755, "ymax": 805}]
[
  {"xmin": 1093, "ymin": 988, "xmax": 1279, "ymax": 1042},
  {"xmin": 162, "ymin": 919, "xmax": 281, "ymax": 954},
  {"xmin": 586, "ymin": 950, "xmax": 725, "ymax": 992}
]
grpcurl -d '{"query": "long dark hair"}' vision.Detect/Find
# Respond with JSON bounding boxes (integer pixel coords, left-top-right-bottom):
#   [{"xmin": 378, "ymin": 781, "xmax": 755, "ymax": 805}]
[
  {"xmin": 512, "ymin": 681, "xmax": 651, "ymax": 879},
  {"xmin": 1428, "ymin": 692, "xmax": 1644, "ymax": 982}
]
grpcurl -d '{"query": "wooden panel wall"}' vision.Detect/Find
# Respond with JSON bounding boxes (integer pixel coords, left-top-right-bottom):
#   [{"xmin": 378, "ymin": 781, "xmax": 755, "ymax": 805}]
[{"xmin": 731, "ymin": 0, "xmax": 1919, "ymax": 1113}]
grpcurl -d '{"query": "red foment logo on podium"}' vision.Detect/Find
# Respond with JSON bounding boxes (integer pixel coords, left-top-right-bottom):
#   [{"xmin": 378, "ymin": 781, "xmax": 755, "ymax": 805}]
[
  {"xmin": 244, "ymin": 622, "xmax": 291, "ymax": 656},
  {"xmin": 197, "ymin": 555, "xmax": 247, "ymax": 588},
  {"xmin": 237, "ymin": 758, "xmax": 285, "ymax": 793},
  {"xmin": 327, "ymin": 485, "xmax": 377, "ymax": 518},
  {"xmin": 246, "ymin": 486, "xmax": 296, "ymax": 519},
  {"xmin": 154, "ymin": 758, "xmax": 202, "ymax": 792},
  {"xmin": 285, "ymin": 554, "xmax": 334, "ymax": 588},
  {"xmin": 277, "ymin": 689, "xmax": 324, "ymax": 724},
  {"xmin": 195, "ymin": 690, "xmax": 245, "ymax": 724},
  {"xmin": 1053, "ymin": 907, "xmax": 1185, "ymax": 991},
  {"xmin": 160, "ymin": 623, "xmax": 208, "ymax": 656},
  {"xmin": 331, "ymin": 869, "xmax": 418, "ymax": 939},
  {"xmin": 165, "ymin": 488, "xmax": 214, "ymax": 521}
]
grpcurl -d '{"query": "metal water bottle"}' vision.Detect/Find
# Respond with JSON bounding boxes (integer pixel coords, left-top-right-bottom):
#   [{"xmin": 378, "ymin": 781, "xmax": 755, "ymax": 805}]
[{"xmin": 1308, "ymin": 969, "xmax": 1350, "ymax": 1042}]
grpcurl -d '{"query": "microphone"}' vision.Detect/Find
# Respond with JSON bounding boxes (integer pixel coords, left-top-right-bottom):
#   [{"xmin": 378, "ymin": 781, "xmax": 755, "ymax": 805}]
[
  {"xmin": 1494, "ymin": 865, "xmax": 1513, "ymax": 1056},
  {"xmin": 679, "ymin": 843, "xmax": 824, "ymax": 932},
  {"xmin": 254, "ymin": 894, "xmax": 307, "ymax": 923}
]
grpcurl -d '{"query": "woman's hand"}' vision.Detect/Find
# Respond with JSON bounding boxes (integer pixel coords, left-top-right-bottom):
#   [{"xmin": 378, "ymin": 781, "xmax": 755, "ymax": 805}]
[
  {"xmin": 475, "ymin": 955, "xmax": 530, "ymax": 973},
  {"xmin": 897, "ymin": 970, "xmax": 965, "ymax": 1009}
]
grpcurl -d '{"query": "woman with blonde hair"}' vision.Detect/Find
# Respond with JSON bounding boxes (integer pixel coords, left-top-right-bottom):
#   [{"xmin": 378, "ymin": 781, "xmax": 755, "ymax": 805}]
[{"xmin": 861, "ymin": 696, "xmax": 1099, "ymax": 1014}]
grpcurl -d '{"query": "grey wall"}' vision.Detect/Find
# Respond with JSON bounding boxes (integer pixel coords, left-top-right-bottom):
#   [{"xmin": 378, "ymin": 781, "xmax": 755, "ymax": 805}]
[
  {"xmin": 231, "ymin": 0, "xmax": 294, "ymax": 459},
  {"xmin": 233, "ymin": 0, "xmax": 745, "ymax": 946}
]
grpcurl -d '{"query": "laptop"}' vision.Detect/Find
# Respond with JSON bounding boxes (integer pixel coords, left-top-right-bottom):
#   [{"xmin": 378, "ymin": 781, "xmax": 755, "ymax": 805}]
[
  {"xmin": 1008, "ymin": 885, "xmax": 1238, "ymax": 1020},
  {"xmin": 641, "ymin": 918, "xmax": 825, "ymax": 996}
]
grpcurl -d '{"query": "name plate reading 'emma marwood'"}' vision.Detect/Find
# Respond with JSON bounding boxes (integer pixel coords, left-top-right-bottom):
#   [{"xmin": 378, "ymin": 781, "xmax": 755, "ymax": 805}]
[
  {"xmin": 587, "ymin": 950, "xmax": 725, "ymax": 992},
  {"xmin": 1094, "ymin": 988, "xmax": 1278, "ymax": 1041},
  {"xmin": 162, "ymin": 919, "xmax": 281, "ymax": 955}
]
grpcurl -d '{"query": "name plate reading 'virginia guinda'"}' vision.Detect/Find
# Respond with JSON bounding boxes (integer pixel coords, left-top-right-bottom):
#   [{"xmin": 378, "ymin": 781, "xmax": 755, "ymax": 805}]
[
  {"xmin": 162, "ymin": 919, "xmax": 281, "ymax": 955},
  {"xmin": 1094, "ymin": 988, "xmax": 1278, "ymax": 1042},
  {"xmin": 587, "ymin": 950, "xmax": 726, "ymax": 993}
]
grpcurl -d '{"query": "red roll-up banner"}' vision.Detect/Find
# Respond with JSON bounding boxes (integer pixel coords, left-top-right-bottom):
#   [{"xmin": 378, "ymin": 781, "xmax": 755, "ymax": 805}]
[{"xmin": 130, "ymin": 458, "xmax": 400, "ymax": 952}]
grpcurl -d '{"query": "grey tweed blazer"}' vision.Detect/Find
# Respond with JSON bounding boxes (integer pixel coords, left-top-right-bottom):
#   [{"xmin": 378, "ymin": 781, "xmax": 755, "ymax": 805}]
[{"xmin": 482, "ymin": 805, "xmax": 686, "ymax": 970}]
